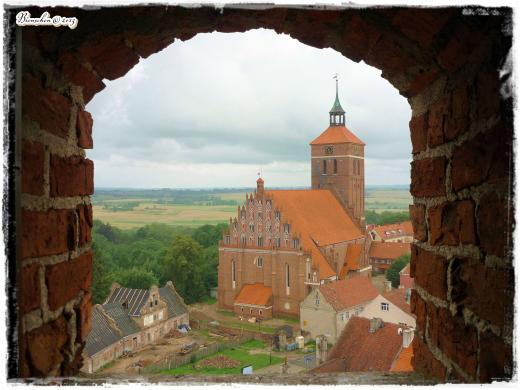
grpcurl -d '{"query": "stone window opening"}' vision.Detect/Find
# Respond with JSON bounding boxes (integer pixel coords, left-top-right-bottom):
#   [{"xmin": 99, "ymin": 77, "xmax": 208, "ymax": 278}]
[{"xmin": 11, "ymin": 5, "xmax": 513, "ymax": 383}]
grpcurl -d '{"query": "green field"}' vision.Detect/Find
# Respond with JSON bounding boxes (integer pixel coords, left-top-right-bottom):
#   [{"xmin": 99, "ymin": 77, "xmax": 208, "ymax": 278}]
[
  {"xmin": 92, "ymin": 187, "xmax": 411, "ymax": 229},
  {"xmin": 161, "ymin": 340, "xmax": 282, "ymax": 376}
]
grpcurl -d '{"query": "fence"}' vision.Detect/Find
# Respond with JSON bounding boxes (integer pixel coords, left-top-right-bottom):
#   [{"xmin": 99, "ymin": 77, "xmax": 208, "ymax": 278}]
[{"xmin": 142, "ymin": 335, "xmax": 254, "ymax": 373}]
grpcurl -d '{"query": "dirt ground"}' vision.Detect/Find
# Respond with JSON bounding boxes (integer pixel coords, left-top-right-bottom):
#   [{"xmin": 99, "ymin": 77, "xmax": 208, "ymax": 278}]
[{"xmin": 100, "ymin": 332, "xmax": 205, "ymax": 375}]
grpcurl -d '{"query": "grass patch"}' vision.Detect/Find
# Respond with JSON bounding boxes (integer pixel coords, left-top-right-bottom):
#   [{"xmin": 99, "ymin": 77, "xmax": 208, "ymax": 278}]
[
  {"xmin": 274, "ymin": 315, "xmax": 299, "ymax": 324},
  {"xmin": 240, "ymin": 339, "xmax": 266, "ymax": 350},
  {"xmin": 161, "ymin": 346, "xmax": 282, "ymax": 376},
  {"xmin": 216, "ymin": 309, "xmax": 235, "ymax": 317},
  {"xmin": 201, "ymin": 296, "xmax": 216, "ymax": 305},
  {"xmin": 220, "ymin": 320, "xmax": 277, "ymax": 335}
]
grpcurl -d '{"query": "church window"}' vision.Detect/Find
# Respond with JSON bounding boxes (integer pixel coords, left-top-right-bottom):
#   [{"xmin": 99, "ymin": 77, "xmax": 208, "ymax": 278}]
[
  {"xmin": 275, "ymin": 238, "xmax": 281, "ymax": 247},
  {"xmin": 333, "ymin": 159, "xmax": 337, "ymax": 174},
  {"xmin": 266, "ymin": 200, "xmax": 271, "ymax": 210},
  {"xmin": 257, "ymin": 211, "xmax": 262, "ymax": 219},
  {"xmin": 257, "ymin": 236, "xmax": 263, "ymax": 247},
  {"xmin": 322, "ymin": 159, "xmax": 327, "ymax": 174},
  {"xmin": 249, "ymin": 224, "xmax": 254, "ymax": 233},
  {"xmin": 256, "ymin": 257, "xmax": 263, "ymax": 268},
  {"xmin": 284, "ymin": 224, "xmax": 290, "ymax": 233},
  {"xmin": 240, "ymin": 210, "xmax": 246, "ymax": 219},
  {"xmin": 231, "ymin": 260, "xmax": 236, "ymax": 285},
  {"xmin": 285, "ymin": 239, "xmax": 289, "ymax": 247},
  {"xmin": 266, "ymin": 224, "xmax": 271, "ymax": 232},
  {"xmin": 241, "ymin": 235, "xmax": 246, "ymax": 246},
  {"xmin": 224, "ymin": 235, "xmax": 230, "ymax": 245},
  {"xmin": 293, "ymin": 238, "xmax": 299, "ymax": 249},
  {"xmin": 275, "ymin": 211, "xmax": 281, "ymax": 220},
  {"xmin": 285, "ymin": 263, "xmax": 291, "ymax": 295}
]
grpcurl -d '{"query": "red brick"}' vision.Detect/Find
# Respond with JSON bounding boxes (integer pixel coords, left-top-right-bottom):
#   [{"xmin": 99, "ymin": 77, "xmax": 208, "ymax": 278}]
[
  {"xmin": 478, "ymin": 331, "xmax": 512, "ymax": 382},
  {"xmin": 409, "ymin": 113, "xmax": 428, "ymax": 154},
  {"xmin": 412, "ymin": 245, "xmax": 449, "ymax": 300},
  {"xmin": 392, "ymin": 9, "xmax": 454, "ymax": 49},
  {"xmin": 46, "ymin": 251, "xmax": 93, "ymax": 311},
  {"xmin": 76, "ymin": 292, "xmax": 92, "ymax": 342},
  {"xmin": 410, "ymin": 289, "xmax": 427, "ymax": 333},
  {"xmin": 26, "ymin": 315, "xmax": 69, "ymax": 376},
  {"xmin": 21, "ymin": 140, "xmax": 45, "ymax": 196},
  {"xmin": 451, "ymin": 122, "xmax": 512, "ymax": 192},
  {"xmin": 410, "ymin": 157, "xmax": 446, "ymax": 197},
  {"xmin": 427, "ymin": 306, "xmax": 478, "ymax": 378},
  {"xmin": 409, "ymin": 204, "xmax": 427, "ymax": 241},
  {"xmin": 57, "ymin": 52, "xmax": 106, "ymax": 104},
  {"xmin": 21, "ymin": 209, "xmax": 74, "ymax": 259},
  {"xmin": 76, "ymin": 109, "xmax": 93, "ymax": 149},
  {"xmin": 445, "ymin": 85, "xmax": 470, "ymax": 141},
  {"xmin": 427, "ymin": 96, "xmax": 449, "ymax": 147},
  {"xmin": 340, "ymin": 15, "xmax": 381, "ymax": 63},
  {"xmin": 22, "ymin": 74, "xmax": 71, "ymax": 139},
  {"xmin": 451, "ymin": 258, "xmax": 513, "ymax": 329},
  {"xmin": 476, "ymin": 67, "xmax": 501, "ymax": 121},
  {"xmin": 77, "ymin": 204, "xmax": 93, "ymax": 247},
  {"xmin": 125, "ymin": 32, "xmax": 176, "ymax": 59},
  {"xmin": 365, "ymin": 34, "xmax": 414, "ymax": 75},
  {"xmin": 428, "ymin": 200, "xmax": 476, "ymax": 246},
  {"xmin": 49, "ymin": 155, "xmax": 94, "ymax": 197},
  {"xmin": 20, "ymin": 264, "xmax": 40, "ymax": 314},
  {"xmin": 478, "ymin": 191, "xmax": 512, "ymax": 257},
  {"xmin": 412, "ymin": 336, "xmax": 447, "ymax": 381},
  {"xmin": 78, "ymin": 35, "xmax": 140, "ymax": 80},
  {"xmin": 406, "ymin": 69, "xmax": 441, "ymax": 97},
  {"xmin": 438, "ymin": 24, "xmax": 479, "ymax": 72}
]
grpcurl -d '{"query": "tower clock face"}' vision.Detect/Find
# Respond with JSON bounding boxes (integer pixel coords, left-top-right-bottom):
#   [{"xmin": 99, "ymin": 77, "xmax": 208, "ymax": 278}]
[{"xmin": 324, "ymin": 146, "xmax": 334, "ymax": 155}]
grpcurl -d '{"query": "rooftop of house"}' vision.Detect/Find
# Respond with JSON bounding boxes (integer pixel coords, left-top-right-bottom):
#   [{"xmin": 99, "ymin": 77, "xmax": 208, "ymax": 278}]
[
  {"xmin": 234, "ymin": 283, "xmax": 273, "ymax": 307},
  {"xmin": 371, "ymin": 221, "xmax": 414, "ymax": 240},
  {"xmin": 319, "ymin": 276, "xmax": 379, "ymax": 312},
  {"xmin": 309, "ymin": 125, "xmax": 365, "ymax": 145},
  {"xmin": 383, "ymin": 288, "xmax": 413, "ymax": 317},
  {"xmin": 105, "ymin": 286, "xmax": 150, "ymax": 317},
  {"xmin": 400, "ymin": 263, "xmax": 411, "ymax": 275},
  {"xmin": 390, "ymin": 345, "xmax": 414, "ymax": 372},
  {"xmin": 267, "ymin": 189, "xmax": 365, "ymax": 279},
  {"xmin": 323, "ymin": 317, "xmax": 405, "ymax": 372},
  {"xmin": 369, "ymin": 242, "xmax": 411, "ymax": 260},
  {"xmin": 339, "ymin": 243, "xmax": 364, "ymax": 278}
]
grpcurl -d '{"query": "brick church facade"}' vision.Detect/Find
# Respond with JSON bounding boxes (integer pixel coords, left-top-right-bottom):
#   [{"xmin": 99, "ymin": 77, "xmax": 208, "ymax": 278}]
[{"xmin": 217, "ymin": 80, "xmax": 370, "ymax": 319}]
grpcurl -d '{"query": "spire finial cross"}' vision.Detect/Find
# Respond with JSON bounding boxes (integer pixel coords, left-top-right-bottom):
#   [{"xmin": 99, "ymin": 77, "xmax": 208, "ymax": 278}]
[{"xmin": 333, "ymin": 73, "xmax": 339, "ymax": 95}]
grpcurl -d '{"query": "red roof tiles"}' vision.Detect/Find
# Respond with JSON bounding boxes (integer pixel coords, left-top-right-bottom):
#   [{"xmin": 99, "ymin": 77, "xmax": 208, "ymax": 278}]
[
  {"xmin": 369, "ymin": 242, "xmax": 411, "ymax": 260},
  {"xmin": 268, "ymin": 189, "xmax": 364, "ymax": 279},
  {"xmin": 390, "ymin": 345, "xmax": 414, "ymax": 372},
  {"xmin": 383, "ymin": 289, "xmax": 413, "ymax": 317},
  {"xmin": 372, "ymin": 221, "xmax": 413, "ymax": 241},
  {"xmin": 319, "ymin": 276, "xmax": 379, "ymax": 312},
  {"xmin": 339, "ymin": 244, "xmax": 364, "ymax": 278},
  {"xmin": 310, "ymin": 125, "xmax": 365, "ymax": 145},
  {"xmin": 234, "ymin": 284, "xmax": 272, "ymax": 307},
  {"xmin": 326, "ymin": 317, "xmax": 404, "ymax": 372}
]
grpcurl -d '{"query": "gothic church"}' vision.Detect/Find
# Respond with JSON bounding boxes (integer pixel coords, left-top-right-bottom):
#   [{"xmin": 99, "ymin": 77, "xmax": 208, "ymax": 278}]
[{"xmin": 217, "ymin": 80, "xmax": 369, "ymax": 318}]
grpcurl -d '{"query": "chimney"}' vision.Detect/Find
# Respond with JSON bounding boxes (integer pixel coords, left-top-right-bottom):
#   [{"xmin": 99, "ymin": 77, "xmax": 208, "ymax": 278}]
[
  {"xmin": 369, "ymin": 318, "xmax": 383, "ymax": 333},
  {"xmin": 405, "ymin": 288, "xmax": 412, "ymax": 304},
  {"xmin": 402, "ymin": 328, "xmax": 414, "ymax": 348},
  {"xmin": 384, "ymin": 280, "xmax": 392, "ymax": 292}
]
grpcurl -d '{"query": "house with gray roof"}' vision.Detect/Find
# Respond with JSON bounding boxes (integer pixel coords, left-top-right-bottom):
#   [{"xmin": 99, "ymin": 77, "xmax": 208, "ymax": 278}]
[{"xmin": 81, "ymin": 281, "xmax": 189, "ymax": 373}]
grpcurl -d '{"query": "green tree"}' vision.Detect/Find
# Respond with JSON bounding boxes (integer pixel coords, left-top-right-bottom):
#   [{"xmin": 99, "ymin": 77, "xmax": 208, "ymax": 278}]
[
  {"xmin": 162, "ymin": 235, "xmax": 205, "ymax": 303},
  {"xmin": 91, "ymin": 241, "xmax": 113, "ymax": 304},
  {"xmin": 114, "ymin": 267, "xmax": 159, "ymax": 289},
  {"xmin": 385, "ymin": 253, "xmax": 411, "ymax": 288},
  {"xmin": 192, "ymin": 224, "xmax": 227, "ymax": 248}
]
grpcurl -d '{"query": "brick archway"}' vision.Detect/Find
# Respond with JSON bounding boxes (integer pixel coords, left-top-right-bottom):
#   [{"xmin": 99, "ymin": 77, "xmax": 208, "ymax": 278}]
[{"xmin": 11, "ymin": 4, "xmax": 513, "ymax": 381}]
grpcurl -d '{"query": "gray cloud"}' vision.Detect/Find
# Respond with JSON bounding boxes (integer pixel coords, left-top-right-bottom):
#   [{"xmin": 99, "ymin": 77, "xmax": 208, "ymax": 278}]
[{"xmin": 87, "ymin": 29, "xmax": 412, "ymax": 188}]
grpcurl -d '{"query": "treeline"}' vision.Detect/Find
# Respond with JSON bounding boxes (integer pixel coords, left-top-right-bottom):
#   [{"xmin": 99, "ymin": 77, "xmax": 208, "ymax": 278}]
[
  {"xmin": 365, "ymin": 210, "xmax": 409, "ymax": 225},
  {"xmin": 92, "ymin": 220, "xmax": 227, "ymax": 305}
]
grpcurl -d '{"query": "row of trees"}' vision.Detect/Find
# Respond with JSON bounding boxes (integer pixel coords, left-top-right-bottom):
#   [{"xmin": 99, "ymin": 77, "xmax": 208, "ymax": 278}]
[
  {"xmin": 92, "ymin": 221, "xmax": 226, "ymax": 305},
  {"xmin": 365, "ymin": 210, "xmax": 409, "ymax": 226}
]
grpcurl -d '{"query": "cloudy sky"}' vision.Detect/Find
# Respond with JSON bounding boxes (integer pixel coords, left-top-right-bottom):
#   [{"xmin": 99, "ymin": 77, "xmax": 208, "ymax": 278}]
[{"xmin": 87, "ymin": 29, "xmax": 412, "ymax": 189}]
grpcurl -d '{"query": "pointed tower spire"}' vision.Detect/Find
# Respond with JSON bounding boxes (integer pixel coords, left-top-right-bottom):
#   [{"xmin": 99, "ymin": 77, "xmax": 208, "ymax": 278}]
[{"xmin": 329, "ymin": 73, "xmax": 345, "ymax": 126}]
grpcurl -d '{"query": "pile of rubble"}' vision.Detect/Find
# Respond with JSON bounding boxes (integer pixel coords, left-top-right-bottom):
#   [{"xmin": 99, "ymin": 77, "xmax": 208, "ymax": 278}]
[{"xmin": 197, "ymin": 355, "xmax": 241, "ymax": 369}]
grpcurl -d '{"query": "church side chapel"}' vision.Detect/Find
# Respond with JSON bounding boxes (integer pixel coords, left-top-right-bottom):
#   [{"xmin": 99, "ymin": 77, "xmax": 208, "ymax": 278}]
[{"xmin": 217, "ymin": 79, "xmax": 372, "ymax": 319}]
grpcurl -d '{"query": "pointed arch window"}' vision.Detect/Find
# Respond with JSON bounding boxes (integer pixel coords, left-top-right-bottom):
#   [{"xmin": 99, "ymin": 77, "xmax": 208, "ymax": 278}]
[
  {"xmin": 333, "ymin": 159, "xmax": 337, "ymax": 174},
  {"xmin": 231, "ymin": 260, "xmax": 236, "ymax": 289},
  {"xmin": 285, "ymin": 263, "xmax": 291, "ymax": 295},
  {"xmin": 323, "ymin": 160, "xmax": 327, "ymax": 174}
]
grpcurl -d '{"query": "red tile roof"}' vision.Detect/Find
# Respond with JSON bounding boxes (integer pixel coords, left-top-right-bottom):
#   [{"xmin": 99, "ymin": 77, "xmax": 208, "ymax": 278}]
[
  {"xmin": 399, "ymin": 263, "xmax": 411, "ymax": 275},
  {"xmin": 383, "ymin": 289, "xmax": 413, "ymax": 317},
  {"xmin": 369, "ymin": 242, "xmax": 411, "ymax": 260},
  {"xmin": 311, "ymin": 358, "xmax": 346, "ymax": 373},
  {"xmin": 372, "ymin": 221, "xmax": 413, "ymax": 241},
  {"xmin": 268, "ymin": 189, "xmax": 364, "ymax": 279},
  {"xmin": 319, "ymin": 276, "xmax": 379, "ymax": 312},
  {"xmin": 326, "ymin": 317, "xmax": 404, "ymax": 372},
  {"xmin": 234, "ymin": 284, "xmax": 272, "ymax": 307},
  {"xmin": 339, "ymin": 244, "xmax": 363, "ymax": 278},
  {"xmin": 390, "ymin": 345, "xmax": 414, "ymax": 372},
  {"xmin": 310, "ymin": 125, "xmax": 365, "ymax": 145}
]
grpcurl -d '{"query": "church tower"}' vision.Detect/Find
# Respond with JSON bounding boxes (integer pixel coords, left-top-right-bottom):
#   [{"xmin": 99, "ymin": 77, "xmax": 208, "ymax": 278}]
[{"xmin": 310, "ymin": 76, "xmax": 365, "ymax": 228}]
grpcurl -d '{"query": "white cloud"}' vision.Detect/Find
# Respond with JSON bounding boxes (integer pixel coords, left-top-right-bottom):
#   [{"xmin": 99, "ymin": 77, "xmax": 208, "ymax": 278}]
[{"xmin": 87, "ymin": 29, "xmax": 412, "ymax": 188}]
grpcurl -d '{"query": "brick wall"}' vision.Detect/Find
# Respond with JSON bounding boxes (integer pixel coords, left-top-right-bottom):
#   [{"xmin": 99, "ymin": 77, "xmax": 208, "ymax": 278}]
[{"xmin": 11, "ymin": 5, "xmax": 513, "ymax": 381}]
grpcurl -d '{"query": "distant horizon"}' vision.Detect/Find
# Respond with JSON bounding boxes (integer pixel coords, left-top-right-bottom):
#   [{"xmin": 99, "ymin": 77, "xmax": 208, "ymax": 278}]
[{"xmin": 94, "ymin": 184, "xmax": 410, "ymax": 191}]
